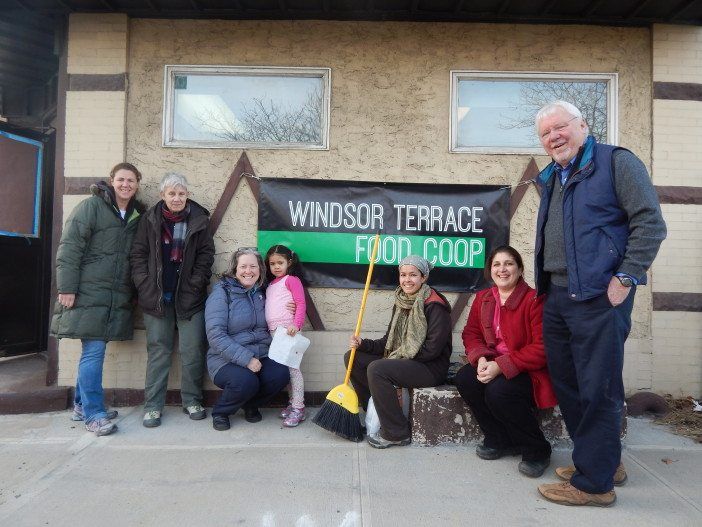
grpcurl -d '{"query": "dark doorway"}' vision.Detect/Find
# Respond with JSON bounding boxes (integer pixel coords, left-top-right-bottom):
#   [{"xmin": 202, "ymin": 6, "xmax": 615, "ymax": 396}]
[{"xmin": 0, "ymin": 123, "xmax": 55, "ymax": 358}]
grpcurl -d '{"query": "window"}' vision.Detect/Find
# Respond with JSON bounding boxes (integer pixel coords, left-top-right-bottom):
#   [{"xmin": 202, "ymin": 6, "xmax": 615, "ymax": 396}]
[
  {"xmin": 163, "ymin": 66, "xmax": 331, "ymax": 149},
  {"xmin": 449, "ymin": 71, "xmax": 618, "ymax": 154}
]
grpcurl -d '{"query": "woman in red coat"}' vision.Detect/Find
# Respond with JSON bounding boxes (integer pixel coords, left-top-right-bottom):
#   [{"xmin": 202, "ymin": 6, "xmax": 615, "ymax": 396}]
[{"xmin": 455, "ymin": 245, "xmax": 557, "ymax": 478}]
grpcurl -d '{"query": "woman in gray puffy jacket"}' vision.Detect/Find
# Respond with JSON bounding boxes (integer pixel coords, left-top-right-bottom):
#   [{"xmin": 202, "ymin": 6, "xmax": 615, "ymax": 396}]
[{"xmin": 205, "ymin": 247, "xmax": 290, "ymax": 431}]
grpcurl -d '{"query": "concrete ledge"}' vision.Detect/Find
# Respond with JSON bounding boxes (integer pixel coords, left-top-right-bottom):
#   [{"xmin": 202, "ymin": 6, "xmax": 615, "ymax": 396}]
[
  {"xmin": 0, "ymin": 388, "xmax": 70, "ymax": 414},
  {"xmin": 410, "ymin": 385, "xmax": 570, "ymax": 447}
]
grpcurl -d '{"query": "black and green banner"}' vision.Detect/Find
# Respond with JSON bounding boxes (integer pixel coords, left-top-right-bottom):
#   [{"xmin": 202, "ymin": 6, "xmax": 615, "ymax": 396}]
[{"xmin": 258, "ymin": 178, "xmax": 509, "ymax": 292}]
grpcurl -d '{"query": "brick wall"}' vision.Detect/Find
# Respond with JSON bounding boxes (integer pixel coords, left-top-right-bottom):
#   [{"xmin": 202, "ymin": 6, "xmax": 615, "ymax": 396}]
[
  {"xmin": 59, "ymin": 13, "xmax": 131, "ymax": 391},
  {"xmin": 650, "ymin": 24, "xmax": 702, "ymax": 397},
  {"xmin": 65, "ymin": 91, "xmax": 126, "ymax": 179},
  {"xmin": 652, "ymin": 101, "xmax": 702, "ymax": 187},
  {"xmin": 652, "ymin": 25, "xmax": 702, "ymax": 84},
  {"xmin": 67, "ymin": 13, "xmax": 129, "ymax": 75}
]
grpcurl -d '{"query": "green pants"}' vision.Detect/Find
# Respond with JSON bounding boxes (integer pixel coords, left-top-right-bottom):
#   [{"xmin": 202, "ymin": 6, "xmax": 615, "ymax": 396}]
[{"xmin": 143, "ymin": 305, "xmax": 206, "ymax": 412}]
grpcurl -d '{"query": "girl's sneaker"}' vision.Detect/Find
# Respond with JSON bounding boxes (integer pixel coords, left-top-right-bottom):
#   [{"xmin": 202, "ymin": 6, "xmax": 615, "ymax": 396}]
[
  {"xmin": 283, "ymin": 407, "xmax": 306, "ymax": 427},
  {"xmin": 279, "ymin": 405, "xmax": 294, "ymax": 419}
]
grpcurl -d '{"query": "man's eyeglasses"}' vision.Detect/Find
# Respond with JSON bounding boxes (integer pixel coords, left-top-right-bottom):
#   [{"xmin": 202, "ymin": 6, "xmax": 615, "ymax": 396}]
[{"xmin": 540, "ymin": 116, "xmax": 578, "ymax": 139}]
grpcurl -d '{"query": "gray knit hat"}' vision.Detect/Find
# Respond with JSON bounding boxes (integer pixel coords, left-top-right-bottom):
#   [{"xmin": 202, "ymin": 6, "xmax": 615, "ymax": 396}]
[{"xmin": 398, "ymin": 255, "xmax": 433, "ymax": 277}]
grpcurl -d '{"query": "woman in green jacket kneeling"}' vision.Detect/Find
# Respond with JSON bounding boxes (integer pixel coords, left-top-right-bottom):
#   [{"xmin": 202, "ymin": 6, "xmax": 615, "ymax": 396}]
[{"xmin": 51, "ymin": 162, "xmax": 145, "ymax": 436}]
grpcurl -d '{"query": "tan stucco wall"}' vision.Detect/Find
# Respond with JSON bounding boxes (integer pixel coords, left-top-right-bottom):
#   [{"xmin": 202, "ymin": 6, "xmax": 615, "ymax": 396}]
[
  {"xmin": 125, "ymin": 19, "xmax": 652, "ymax": 328},
  {"xmin": 60, "ymin": 18, "xmax": 660, "ymax": 394}
]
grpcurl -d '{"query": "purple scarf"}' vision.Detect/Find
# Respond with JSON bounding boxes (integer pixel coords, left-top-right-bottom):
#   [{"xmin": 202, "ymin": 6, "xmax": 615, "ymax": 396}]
[{"xmin": 161, "ymin": 203, "xmax": 189, "ymax": 263}]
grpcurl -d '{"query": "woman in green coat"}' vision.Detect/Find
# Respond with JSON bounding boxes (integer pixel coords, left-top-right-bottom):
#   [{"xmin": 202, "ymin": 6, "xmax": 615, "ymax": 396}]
[{"xmin": 51, "ymin": 162, "xmax": 145, "ymax": 436}]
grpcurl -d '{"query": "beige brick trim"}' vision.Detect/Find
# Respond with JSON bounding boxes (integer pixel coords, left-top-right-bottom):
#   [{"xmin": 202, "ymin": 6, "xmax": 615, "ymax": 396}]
[{"xmin": 67, "ymin": 13, "xmax": 129, "ymax": 75}]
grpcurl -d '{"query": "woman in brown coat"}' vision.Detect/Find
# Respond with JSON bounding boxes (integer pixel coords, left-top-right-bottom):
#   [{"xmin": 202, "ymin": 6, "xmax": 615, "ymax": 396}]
[
  {"xmin": 346, "ymin": 255, "xmax": 452, "ymax": 449},
  {"xmin": 130, "ymin": 173, "xmax": 215, "ymax": 428}
]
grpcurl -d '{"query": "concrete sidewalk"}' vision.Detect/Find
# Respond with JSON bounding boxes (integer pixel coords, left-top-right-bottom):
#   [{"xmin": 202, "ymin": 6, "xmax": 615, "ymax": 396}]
[{"xmin": 0, "ymin": 407, "xmax": 700, "ymax": 527}]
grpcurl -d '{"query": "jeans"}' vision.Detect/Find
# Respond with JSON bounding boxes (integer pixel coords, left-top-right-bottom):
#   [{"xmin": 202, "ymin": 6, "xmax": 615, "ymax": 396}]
[
  {"xmin": 143, "ymin": 306, "xmax": 207, "ymax": 412},
  {"xmin": 74, "ymin": 339, "xmax": 108, "ymax": 423},
  {"xmin": 543, "ymin": 285, "xmax": 635, "ymax": 494}
]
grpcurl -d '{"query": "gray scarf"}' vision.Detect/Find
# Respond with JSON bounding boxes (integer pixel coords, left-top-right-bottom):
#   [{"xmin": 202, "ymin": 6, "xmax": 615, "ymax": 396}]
[{"xmin": 384, "ymin": 283, "xmax": 431, "ymax": 360}]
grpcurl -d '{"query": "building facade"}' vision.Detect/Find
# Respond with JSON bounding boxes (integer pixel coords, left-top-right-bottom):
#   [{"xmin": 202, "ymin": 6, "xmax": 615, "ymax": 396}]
[{"xmin": 48, "ymin": 13, "xmax": 702, "ymax": 400}]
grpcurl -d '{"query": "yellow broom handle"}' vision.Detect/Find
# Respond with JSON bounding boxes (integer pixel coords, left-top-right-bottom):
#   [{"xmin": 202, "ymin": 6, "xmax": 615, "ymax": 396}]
[{"xmin": 344, "ymin": 233, "xmax": 380, "ymax": 386}]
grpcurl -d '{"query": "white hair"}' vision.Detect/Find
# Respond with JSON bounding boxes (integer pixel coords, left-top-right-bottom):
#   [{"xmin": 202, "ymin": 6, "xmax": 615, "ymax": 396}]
[
  {"xmin": 159, "ymin": 172, "xmax": 189, "ymax": 193},
  {"xmin": 535, "ymin": 101, "xmax": 589, "ymax": 135}
]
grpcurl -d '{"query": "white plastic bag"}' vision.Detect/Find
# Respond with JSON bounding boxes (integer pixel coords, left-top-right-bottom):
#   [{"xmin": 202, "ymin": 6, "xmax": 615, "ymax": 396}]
[
  {"xmin": 267, "ymin": 326, "xmax": 311, "ymax": 369},
  {"xmin": 366, "ymin": 397, "xmax": 381, "ymax": 436},
  {"xmin": 366, "ymin": 388, "xmax": 410, "ymax": 435}
]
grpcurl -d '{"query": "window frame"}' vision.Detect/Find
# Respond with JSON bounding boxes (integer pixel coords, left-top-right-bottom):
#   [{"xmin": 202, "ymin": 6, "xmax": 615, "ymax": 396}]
[
  {"xmin": 162, "ymin": 65, "xmax": 331, "ymax": 150},
  {"xmin": 449, "ymin": 71, "xmax": 619, "ymax": 154}
]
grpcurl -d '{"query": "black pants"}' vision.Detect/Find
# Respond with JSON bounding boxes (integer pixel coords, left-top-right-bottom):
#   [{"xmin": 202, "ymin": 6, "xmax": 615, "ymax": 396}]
[
  {"xmin": 454, "ymin": 363, "xmax": 551, "ymax": 462},
  {"xmin": 544, "ymin": 285, "xmax": 634, "ymax": 494},
  {"xmin": 211, "ymin": 357, "xmax": 290, "ymax": 417},
  {"xmin": 344, "ymin": 350, "xmax": 444, "ymax": 441}
]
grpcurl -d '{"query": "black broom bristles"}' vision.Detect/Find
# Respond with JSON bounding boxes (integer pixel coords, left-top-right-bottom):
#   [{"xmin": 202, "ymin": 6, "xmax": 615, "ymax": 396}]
[{"xmin": 313, "ymin": 400, "xmax": 364, "ymax": 442}]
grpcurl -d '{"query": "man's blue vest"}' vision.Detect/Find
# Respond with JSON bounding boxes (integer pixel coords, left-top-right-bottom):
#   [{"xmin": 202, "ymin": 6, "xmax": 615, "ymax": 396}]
[{"xmin": 534, "ymin": 136, "xmax": 643, "ymax": 301}]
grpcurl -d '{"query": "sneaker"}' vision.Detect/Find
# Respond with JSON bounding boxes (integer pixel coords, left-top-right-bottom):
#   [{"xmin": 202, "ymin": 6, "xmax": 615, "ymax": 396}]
[
  {"xmin": 244, "ymin": 407, "xmax": 262, "ymax": 423},
  {"xmin": 555, "ymin": 463, "xmax": 628, "ymax": 486},
  {"xmin": 538, "ymin": 482, "xmax": 616, "ymax": 507},
  {"xmin": 518, "ymin": 458, "xmax": 551, "ymax": 478},
  {"xmin": 183, "ymin": 404, "xmax": 207, "ymax": 420},
  {"xmin": 143, "ymin": 410, "xmax": 161, "ymax": 428},
  {"xmin": 367, "ymin": 433, "xmax": 411, "ymax": 449},
  {"xmin": 283, "ymin": 407, "xmax": 306, "ymax": 427},
  {"xmin": 85, "ymin": 418, "xmax": 116, "ymax": 436},
  {"xmin": 279, "ymin": 405, "xmax": 294, "ymax": 419},
  {"xmin": 71, "ymin": 404, "xmax": 118, "ymax": 422},
  {"xmin": 475, "ymin": 443, "xmax": 520, "ymax": 460}
]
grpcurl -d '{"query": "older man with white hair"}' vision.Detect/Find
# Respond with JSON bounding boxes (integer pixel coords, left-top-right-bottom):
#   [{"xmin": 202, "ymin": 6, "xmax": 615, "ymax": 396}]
[{"xmin": 533, "ymin": 101, "xmax": 666, "ymax": 506}]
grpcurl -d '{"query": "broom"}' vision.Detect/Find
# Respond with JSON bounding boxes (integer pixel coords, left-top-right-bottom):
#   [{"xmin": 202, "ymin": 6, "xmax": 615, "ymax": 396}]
[{"xmin": 313, "ymin": 232, "xmax": 380, "ymax": 442}]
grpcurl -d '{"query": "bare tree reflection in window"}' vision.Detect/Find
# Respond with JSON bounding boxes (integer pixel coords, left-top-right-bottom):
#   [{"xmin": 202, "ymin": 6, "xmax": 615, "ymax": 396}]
[
  {"xmin": 500, "ymin": 81, "xmax": 608, "ymax": 142},
  {"xmin": 193, "ymin": 85, "xmax": 323, "ymax": 144}
]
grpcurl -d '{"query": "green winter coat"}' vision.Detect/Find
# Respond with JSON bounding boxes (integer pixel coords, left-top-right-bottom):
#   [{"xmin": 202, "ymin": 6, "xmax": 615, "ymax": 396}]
[{"xmin": 51, "ymin": 182, "xmax": 145, "ymax": 341}]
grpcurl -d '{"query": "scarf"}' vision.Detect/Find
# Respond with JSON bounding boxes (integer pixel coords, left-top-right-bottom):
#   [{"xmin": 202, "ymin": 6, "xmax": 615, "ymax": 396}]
[
  {"xmin": 384, "ymin": 283, "xmax": 431, "ymax": 360},
  {"xmin": 161, "ymin": 202, "xmax": 189, "ymax": 263}
]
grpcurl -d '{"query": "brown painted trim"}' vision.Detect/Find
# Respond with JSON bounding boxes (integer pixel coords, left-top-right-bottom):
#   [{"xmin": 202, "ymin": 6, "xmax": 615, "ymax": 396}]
[
  {"xmin": 510, "ymin": 157, "xmax": 540, "ymax": 220},
  {"xmin": 653, "ymin": 82, "xmax": 702, "ymax": 101},
  {"xmin": 655, "ymin": 185, "xmax": 702, "ymax": 205},
  {"xmin": 96, "ymin": 388, "xmax": 331, "ymax": 409},
  {"xmin": 68, "ymin": 73, "xmax": 127, "ymax": 91},
  {"xmin": 450, "ymin": 293, "xmax": 472, "ymax": 330},
  {"xmin": 246, "ymin": 173, "xmax": 261, "ymax": 203},
  {"xmin": 0, "ymin": 388, "xmax": 70, "ymax": 414},
  {"xmin": 209, "ymin": 152, "xmax": 255, "ymax": 234},
  {"xmin": 303, "ymin": 288, "xmax": 325, "ymax": 331},
  {"xmin": 652, "ymin": 292, "xmax": 702, "ymax": 312},
  {"xmin": 47, "ymin": 19, "xmax": 69, "ymax": 387},
  {"xmin": 64, "ymin": 177, "xmax": 97, "ymax": 195}
]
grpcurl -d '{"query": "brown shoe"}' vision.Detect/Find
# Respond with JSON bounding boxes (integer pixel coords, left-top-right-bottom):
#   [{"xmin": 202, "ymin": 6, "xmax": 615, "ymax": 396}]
[
  {"xmin": 555, "ymin": 462, "xmax": 628, "ymax": 486},
  {"xmin": 538, "ymin": 482, "xmax": 616, "ymax": 507}
]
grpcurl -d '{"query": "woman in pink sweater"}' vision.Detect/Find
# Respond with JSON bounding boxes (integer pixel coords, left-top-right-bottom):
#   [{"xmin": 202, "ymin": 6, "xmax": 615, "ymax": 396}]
[{"xmin": 264, "ymin": 245, "xmax": 307, "ymax": 427}]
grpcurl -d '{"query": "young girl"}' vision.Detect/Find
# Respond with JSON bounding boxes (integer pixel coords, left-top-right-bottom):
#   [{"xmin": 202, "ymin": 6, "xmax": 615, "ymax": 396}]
[{"xmin": 264, "ymin": 245, "xmax": 308, "ymax": 427}]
